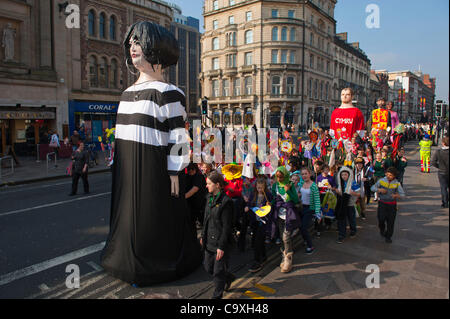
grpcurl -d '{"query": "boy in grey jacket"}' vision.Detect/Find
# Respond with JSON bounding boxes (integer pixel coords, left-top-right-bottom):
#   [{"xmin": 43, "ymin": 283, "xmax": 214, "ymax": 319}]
[
  {"xmin": 371, "ymin": 167, "xmax": 406, "ymax": 243},
  {"xmin": 431, "ymin": 136, "xmax": 449, "ymax": 208}
]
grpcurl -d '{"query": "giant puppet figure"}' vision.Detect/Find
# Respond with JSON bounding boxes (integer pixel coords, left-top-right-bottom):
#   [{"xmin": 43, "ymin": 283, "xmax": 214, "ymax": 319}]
[
  {"xmin": 367, "ymin": 97, "xmax": 392, "ymax": 148},
  {"xmin": 101, "ymin": 22, "xmax": 201, "ymax": 286},
  {"xmin": 330, "ymin": 88, "xmax": 365, "ymax": 144}
]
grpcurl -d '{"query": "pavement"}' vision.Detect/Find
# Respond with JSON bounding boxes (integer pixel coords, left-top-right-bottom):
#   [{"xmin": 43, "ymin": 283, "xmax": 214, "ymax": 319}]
[
  {"xmin": 0, "ymin": 151, "xmax": 110, "ymax": 187},
  {"xmin": 224, "ymin": 141, "xmax": 449, "ymax": 299}
]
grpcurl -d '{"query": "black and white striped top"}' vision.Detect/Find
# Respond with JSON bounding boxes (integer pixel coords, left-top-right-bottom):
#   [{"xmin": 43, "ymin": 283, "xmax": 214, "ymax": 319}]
[{"xmin": 116, "ymin": 81, "xmax": 189, "ymax": 175}]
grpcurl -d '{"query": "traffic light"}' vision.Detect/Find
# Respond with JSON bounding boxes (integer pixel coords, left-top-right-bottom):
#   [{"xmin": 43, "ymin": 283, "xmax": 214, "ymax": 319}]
[
  {"xmin": 201, "ymin": 99, "xmax": 208, "ymax": 115},
  {"xmin": 435, "ymin": 103, "xmax": 442, "ymax": 117}
]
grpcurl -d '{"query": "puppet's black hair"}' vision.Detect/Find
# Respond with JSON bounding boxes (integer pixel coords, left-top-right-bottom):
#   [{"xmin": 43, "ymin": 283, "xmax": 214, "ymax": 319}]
[{"xmin": 124, "ymin": 21, "xmax": 179, "ymax": 71}]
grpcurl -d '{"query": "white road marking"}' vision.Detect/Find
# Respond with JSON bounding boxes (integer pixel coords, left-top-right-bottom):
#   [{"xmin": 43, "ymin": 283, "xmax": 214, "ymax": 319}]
[
  {"xmin": 38, "ymin": 284, "xmax": 50, "ymax": 291},
  {"xmin": 99, "ymin": 283, "xmax": 130, "ymax": 299},
  {"xmin": 0, "ymin": 181, "xmax": 72, "ymax": 195},
  {"xmin": 0, "ymin": 242, "xmax": 106, "ymax": 287},
  {"xmin": 126, "ymin": 292, "xmax": 145, "ymax": 299},
  {"xmin": 87, "ymin": 261, "xmax": 103, "ymax": 272},
  {"xmin": 77, "ymin": 279, "xmax": 123, "ymax": 299},
  {"xmin": 0, "ymin": 192, "xmax": 111, "ymax": 218},
  {"xmin": 57, "ymin": 273, "xmax": 110, "ymax": 299}
]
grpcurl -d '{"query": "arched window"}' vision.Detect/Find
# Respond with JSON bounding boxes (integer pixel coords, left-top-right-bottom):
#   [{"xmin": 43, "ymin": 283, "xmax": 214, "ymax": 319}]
[
  {"xmin": 88, "ymin": 10, "xmax": 95, "ymax": 36},
  {"xmin": 290, "ymin": 28, "xmax": 296, "ymax": 41},
  {"xmin": 234, "ymin": 110, "xmax": 242, "ymax": 125},
  {"xmin": 89, "ymin": 56, "xmax": 98, "ymax": 87},
  {"xmin": 272, "ymin": 27, "xmax": 278, "ymax": 41},
  {"xmin": 99, "ymin": 13, "xmax": 106, "ymax": 39},
  {"xmin": 245, "ymin": 109, "xmax": 253, "ymax": 126},
  {"xmin": 110, "ymin": 59, "xmax": 118, "ymax": 88},
  {"xmin": 110, "ymin": 16, "xmax": 116, "ymax": 41},
  {"xmin": 99, "ymin": 57, "xmax": 108, "ymax": 88},
  {"xmin": 245, "ymin": 30, "xmax": 253, "ymax": 44},
  {"xmin": 281, "ymin": 27, "xmax": 287, "ymax": 41},
  {"xmin": 287, "ymin": 76, "xmax": 295, "ymax": 95}
]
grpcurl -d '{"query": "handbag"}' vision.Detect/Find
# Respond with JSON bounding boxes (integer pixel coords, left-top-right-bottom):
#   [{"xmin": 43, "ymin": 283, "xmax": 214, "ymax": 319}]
[{"xmin": 49, "ymin": 141, "xmax": 58, "ymax": 148}]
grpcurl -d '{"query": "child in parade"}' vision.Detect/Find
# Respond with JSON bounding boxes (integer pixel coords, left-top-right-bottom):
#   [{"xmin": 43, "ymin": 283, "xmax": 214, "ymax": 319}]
[
  {"xmin": 353, "ymin": 157, "xmax": 367, "ymax": 220},
  {"xmin": 373, "ymin": 152, "xmax": 385, "ymax": 201},
  {"xmin": 335, "ymin": 166, "xmax": 360, "ymax": 243},
  {"xmin": 271, "ymin": 166, "xmax": 301, "ymax": 273},
  {"xmin": 201, "ymin": 170, "xmax": 236, "ymax": 299},
  {"xmin": 394, "ymin": 147, "xmax": 408, "ymax": 186},
  {"xmin": 298, "ymin": 167, "xmax": 321, "ymax": 254},
  {"xmin": 245, "ymin": 178, "xmax": 273, "ymax": 273},
  {"xmin": 316, "ymin": 164, "xmax": 337, "ymax": 233},
  {"xmin": 370, "ymin": 167, "xmax": 406, "ymax": 243}
]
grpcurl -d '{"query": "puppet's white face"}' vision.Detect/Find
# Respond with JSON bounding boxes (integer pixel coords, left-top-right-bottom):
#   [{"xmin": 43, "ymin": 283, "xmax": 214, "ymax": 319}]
[{"xmin": 129, "ymin": 38, "xmax": 148, "ymax": 71}]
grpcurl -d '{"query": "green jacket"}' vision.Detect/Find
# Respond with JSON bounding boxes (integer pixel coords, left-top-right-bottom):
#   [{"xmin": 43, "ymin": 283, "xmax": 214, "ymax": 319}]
[
  {"xmin": 298, "ymin": 180, "xmax": 321, "ymax": 216},
  {"xmin": 271, "ymin": 166, "xmax": 299, "ymax": 205}
]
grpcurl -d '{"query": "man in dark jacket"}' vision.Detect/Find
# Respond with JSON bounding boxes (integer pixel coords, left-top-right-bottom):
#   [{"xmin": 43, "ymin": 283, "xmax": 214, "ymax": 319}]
[
  {"xmin": 69, "ymin": 142, "xmax": 89, "ymax": 195},
  {"xmin": 201, "ymin": 171, "xmax": 235, "ymax": 299},
  {"xmin": 431, "ymin": 136, "xmax": 449, "ymax": 208}
]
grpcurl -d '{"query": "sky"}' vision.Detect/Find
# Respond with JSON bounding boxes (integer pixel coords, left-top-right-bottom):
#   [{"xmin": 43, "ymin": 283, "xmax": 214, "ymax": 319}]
[{"xmin": 169, "ymin": 0, "xmax": 449, "ymax": 102}]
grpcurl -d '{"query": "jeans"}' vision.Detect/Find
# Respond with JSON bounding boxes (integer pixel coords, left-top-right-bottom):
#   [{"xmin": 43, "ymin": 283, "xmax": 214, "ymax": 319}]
[
  {"xmin": 277, "ymin": 218, "xmax": 293, "ymax": 254},
  {"xmin": 251, "ymin": 222, "xmax": 266, "ymax": 263},
  {"xmin": 203, "ymin": 249, "xmax": 233, "ymax": 299},
  {"xmin": 438, "ymin": 173, "xmax": 449, "ymax": 205},
  {"xmin": 377, "ymin": 202, "xmax": 397, "ymax": 239},
  {"xmin": 71, "ymin": 172, "xmax": 89, "ymax": 194},
  {"xmin": 337, "ymin": 206, "xmax": 356, "ymax": 239},
  {"xmin": 300, "ymin": 206, "xmax": 313, "ymax": 249}
]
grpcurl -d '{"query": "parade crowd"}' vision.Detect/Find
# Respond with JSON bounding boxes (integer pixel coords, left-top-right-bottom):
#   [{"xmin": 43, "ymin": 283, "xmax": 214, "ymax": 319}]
[{"xmin": 182, "ymin": 88, "xmax": 449, "ymax": 298}]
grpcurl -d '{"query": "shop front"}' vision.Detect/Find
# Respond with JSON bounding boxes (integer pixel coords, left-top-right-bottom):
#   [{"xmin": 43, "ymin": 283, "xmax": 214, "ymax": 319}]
[
  {"xmin": 68, "ymin": 101, "xmax": 118, "ymax": 150},
  {"xmin": 0, "ymin": 107, "xmax": 56, "ymax": 157}
]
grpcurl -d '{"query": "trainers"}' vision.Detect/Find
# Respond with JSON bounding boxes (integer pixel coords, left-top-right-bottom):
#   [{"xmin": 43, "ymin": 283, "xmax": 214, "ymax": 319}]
[
  {"xmin": 316, "ymin": 231, "xmax": 321, "ymax": 238},
  {"xmin": 305, "ymin": 247, "xmax": 315, "ymax": 255},
  {"xmin": 248, "ymin": 262, "xmax": 262, "ymax": 273},
  {"xmin": 336, "ymin": 238, "xmax": 344, "ymax": 244},
  {"xmin": 265, "ymin": 238, "xmax": 271, "ymax": 244},
  {"xmin": 275, "ymin": 238, "xmax": 282, "ymax": 245},
  {"xmin": 350, "ymin": 233, "xmax": 356, "ymax": 238}
]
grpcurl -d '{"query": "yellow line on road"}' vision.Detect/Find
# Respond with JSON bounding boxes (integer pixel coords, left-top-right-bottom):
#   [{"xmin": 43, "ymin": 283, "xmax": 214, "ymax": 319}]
[
  {"xmin": 254, "ymin": 283, "xmax": 276, "ymax": 294},
  {"xmin": 244, "ymin": 290, "xmax": 265, "ymax": 299}
]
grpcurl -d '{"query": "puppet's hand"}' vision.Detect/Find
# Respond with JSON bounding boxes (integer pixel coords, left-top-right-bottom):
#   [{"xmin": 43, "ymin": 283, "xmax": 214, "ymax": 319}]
[{"xmin": 170, "ymin": 175, "xmax": 179, "ymax": 198}]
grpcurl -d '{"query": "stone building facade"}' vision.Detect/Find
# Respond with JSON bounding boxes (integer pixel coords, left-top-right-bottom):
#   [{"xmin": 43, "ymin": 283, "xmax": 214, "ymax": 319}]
[{"xmin": 200, "ymin": 0, "xmax": 337, "ymax": 130}]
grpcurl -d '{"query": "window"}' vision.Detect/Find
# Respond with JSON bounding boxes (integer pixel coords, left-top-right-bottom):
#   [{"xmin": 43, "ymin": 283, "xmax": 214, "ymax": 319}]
[
  {"xmin": 245, "ymin": 77, "xmax": 252, "ymax": 95},
  {"xmin": 289, "ymin": 51, "xmax": 296, "ymax": 64},
  {"xmin": 314, "ymin": 79, "xmax": 318, "ymax": 99},
  {"xmin": 310, "ymin": 54, "xmax": 314, "ymax": 68},
  {"xmin": 213, "ymin": 20, "xmax": 218, "ymax": 30},
  {"xmin": 271, "ymin": 27, "xmax": 278, "ymax": 41},
  {"xmin": 110, "ymin": 59, "xmax": 118, "ymax": 88},
  {"xmin": 99, "ymin": 13, "xmax": 106, "ymax": 39},
  {"xmin": 212, "ymin": 37, "xmax": 219, "ymax": 50},
  {"xmin": 310, "ymin": 15, "xmax": 314, "ymax": 25},
  {"xmin": 110, "ymin": 16, "xmax": 116, "ymax": 41},
  {"xmin": 246, "ymin": 11, "xmax": 252, "ymax": 21},
  {"xmin": 212, "ymin": 57, "xmax": 219, "ymax": 70},
  {"xmin": 271, "ymin": 50, "xmax": 278, "ymax": 63},
  {"xmin": 99, "ymin": 57, "xmax": 108, "ymax": 87},
  {"xmin": 88, "ymin": 10, "xmax": 95, "ymax": 36},
  {"xmin": 290, "ymin": 28, "xmax": 296, "ymax": 41},
  {"xmin": 272, "ymin": 9, "xmax": 278, "ymax": 18},
  {"xmin": 308, "ymin": 78, "xmax": 312, "ymax": 98},
  {"xmin": 234, "ymin": 110, "xmax": 242, "ymax": 125},
  {"xmin": 281, "ymin": 27, "xmax": 287, "ymax": 41},
  {"xmin": 320, "ymin": 82, "xmax": 324, "ymax": 100},
  {"xmin": 227, "ymin": 32, "xmax": 236, "ymax": 46},
  {"xmin": 245, "ymin": 30, "xmax": 253, "ymax": 44},
  {"xmin": 245, "ymin": 52, "xmax": 253, "ymax": 65},
  {"xmin": 212, "ymin": 79, "xmax": 219, "ymax": 97},
  {"xmin": 223, "ymin": 79, "xmax": 230, "ymax": 96},
  {"xmin": 213, "ymin": 0, "xmax": 219, "ymax": 10},
  {"xmin": 89, "ymin": 56, "xmax": 98, "ymax": 87},
  {"xmin": 234, "ymin": 78, "xmax": 241, "ymax": 96},
  {"xmin": 227, "ymin": 54, "xmax": 236, "ymax": 67},
  {"xmin": 272, "ymin": 76, "xmax": 281, "ymax": 95},
  {"xmin": 325, "ymin": 82, "xmax": 329, "ymax": 101},
  {"xmin": 229, "ymin": 16, "xmax": 234, "ymax": 25},
  {"xmin": 287, "ymin": 77, "xmax": 295, "ymax": 95},
  {"xmin": 326, "ymin": 61, "xmax": 330, "ymax": 74},
  {"xmin": 281, "ymin": 50, "xmax": 288, "ymax": 63},
  {"xmin": 288, "ymin": 10, "xmax": 295, "ymax": 18},
  {"xmin": 229, "ymin": 0, "xmax": 235, "ymax": 5},
  {"xmin": 310, "ymin": 33, "xmax": 314, "ymax": 46}
]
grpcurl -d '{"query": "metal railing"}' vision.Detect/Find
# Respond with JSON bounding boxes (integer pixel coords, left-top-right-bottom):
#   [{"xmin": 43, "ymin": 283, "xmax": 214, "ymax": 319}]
[
  {"xmin": 0, "ymin": 155, "xmax": 14, "ymax": 183},
  {"xmin": 46, "ymin": 152, "xmax": 57, "ymax": 174}
]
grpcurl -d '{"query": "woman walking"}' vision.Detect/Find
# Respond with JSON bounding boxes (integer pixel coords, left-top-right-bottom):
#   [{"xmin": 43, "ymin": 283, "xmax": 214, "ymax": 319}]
[{"xmin": 69, "ymin": 142, "xmax": 89, "ymax": 196}]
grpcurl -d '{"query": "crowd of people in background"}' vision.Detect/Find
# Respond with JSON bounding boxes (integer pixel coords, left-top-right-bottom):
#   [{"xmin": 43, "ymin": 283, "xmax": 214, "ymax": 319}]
[{"xmin": 182, "ymin": 87, "xmax": 450, "ymax": 299}]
